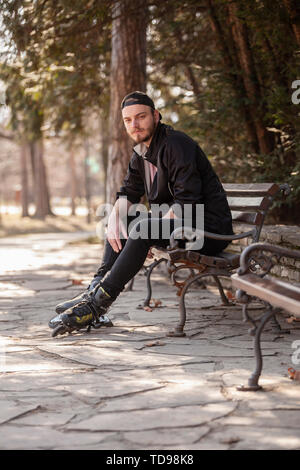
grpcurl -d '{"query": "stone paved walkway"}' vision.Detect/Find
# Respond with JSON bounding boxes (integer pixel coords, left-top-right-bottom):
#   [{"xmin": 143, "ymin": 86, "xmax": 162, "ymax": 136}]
[{"xmin": 0, "ymin": 232, "xmax": 300, "ymax": 450}]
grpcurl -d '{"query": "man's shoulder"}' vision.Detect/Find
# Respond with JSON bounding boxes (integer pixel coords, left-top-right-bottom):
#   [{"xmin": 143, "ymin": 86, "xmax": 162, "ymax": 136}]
[
  {"xmin": 164, "ymin": 126, "xmax": 198, "ymax": 149},
  {"xmin": 162, "ymin": 126, "xmax": 209, "ymax": 165}
]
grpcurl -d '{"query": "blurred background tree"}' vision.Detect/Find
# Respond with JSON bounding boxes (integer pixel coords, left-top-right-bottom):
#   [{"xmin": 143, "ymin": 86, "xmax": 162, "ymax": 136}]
[{"xmin": 0, "ymin": 0, "xmax": 299, "ymax": 224}]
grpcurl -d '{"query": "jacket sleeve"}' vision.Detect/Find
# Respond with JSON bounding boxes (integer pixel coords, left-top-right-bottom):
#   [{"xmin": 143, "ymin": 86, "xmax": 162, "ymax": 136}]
[
  {"xmin": 116, "ymin": 158, "xmax": 145, "ymax": 204},
  {"xmin": 165, "ymin": 135, "xmax": 204, "ymax": 208}
]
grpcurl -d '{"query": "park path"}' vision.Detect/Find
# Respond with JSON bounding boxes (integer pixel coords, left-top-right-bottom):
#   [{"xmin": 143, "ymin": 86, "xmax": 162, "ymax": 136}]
[{"xmin": 0, "ymin": 232, "xmax": 299, "ymax": 450}]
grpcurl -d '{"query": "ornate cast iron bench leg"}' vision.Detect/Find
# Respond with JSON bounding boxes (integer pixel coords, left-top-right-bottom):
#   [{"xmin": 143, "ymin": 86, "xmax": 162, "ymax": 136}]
[
  {"xmin": 143, "ymin": 258, "xmax": 167, "ymax": 308},
  {"xmin": 237, "ymin": 305, "xmax": 281, "ymax": 391},
  {"xmin": 213, "ymin": 275, "xmax": 231, "ymax": 306},
  {"xmin": 167, "ymin": 270, "xmax": 231, "ymax": 337}
]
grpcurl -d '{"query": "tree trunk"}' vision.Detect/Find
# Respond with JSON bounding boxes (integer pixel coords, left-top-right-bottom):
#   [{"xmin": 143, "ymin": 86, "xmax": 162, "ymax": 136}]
[
  {"xmin": 69, "ymin": 145, "xmax": 77, "ymax": 216},
  {"xmin": 227, "ymin": 1, "xmax": 275, "ymax": 155},
  {"xmin": 98, "ymin": 113, "xmax": 108, "ymax": 203},
  {"xmin": 206, "ymin": 0, "xmax": 259, "ymax": 153},
  {"xmin": 31, "ymin": 138, "xmax": 52, "ymax": 219},
  {"xmin": 20, "ymin": 140, "xmax": 29, "ymax": 217},
  {"xmin": 106, "ymin": 0, "xmax": 148, "ymax": 204},
  {"xmin": 84, "ymin": 139, "xmax": 92, "ymax": 224},
  {"xmin": 262, "ymin": 33, "xmax": 290, "ymax": 91},
  {"xmin": 283, "ymin": 0, "xmax": 300, "ymax": 46}
]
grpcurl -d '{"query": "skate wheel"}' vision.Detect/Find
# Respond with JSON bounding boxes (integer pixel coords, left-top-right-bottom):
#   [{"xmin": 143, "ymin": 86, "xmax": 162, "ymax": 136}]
[{"xmin": 51, "ymin": 324, "xmax": 69, "ymax": 337}]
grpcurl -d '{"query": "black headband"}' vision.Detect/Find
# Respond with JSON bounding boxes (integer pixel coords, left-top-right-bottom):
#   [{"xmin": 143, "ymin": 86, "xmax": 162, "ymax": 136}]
[
  {"xmin": 121, "ymin": 91, "xmax": 155, "ymax": 110},
  {"xmin": 121, "ymin": 91, "xmax": 162, "ymax": 120}
]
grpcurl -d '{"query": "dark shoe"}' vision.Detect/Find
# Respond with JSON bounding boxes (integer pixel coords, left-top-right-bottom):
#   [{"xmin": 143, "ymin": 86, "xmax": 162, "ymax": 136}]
[{"xmin": 55, "ymin": 275, "xmax": 102, "ymax": 314}]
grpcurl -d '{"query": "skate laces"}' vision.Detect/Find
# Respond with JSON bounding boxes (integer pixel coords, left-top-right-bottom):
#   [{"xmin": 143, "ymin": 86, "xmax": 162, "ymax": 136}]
[
  {"xmin": 74, "ymin": 298, "xmax": 109, "ymax": 326},
  {"xmin": 73, "ymin": 300, "xmax": 91, "ymax": 314},
  {"xmin": 72, "ymin": 299, "xmax": 98, "ymax": 320},
  {"xmin": 69, "ymin": 285, "xmax": 113, "ymax": 330}
]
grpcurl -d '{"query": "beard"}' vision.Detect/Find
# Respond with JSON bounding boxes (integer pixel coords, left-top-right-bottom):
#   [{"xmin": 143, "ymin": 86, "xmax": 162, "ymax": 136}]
[{"xmin": 131, "ymin": 121, "xmax": 157, "ymax": 144}]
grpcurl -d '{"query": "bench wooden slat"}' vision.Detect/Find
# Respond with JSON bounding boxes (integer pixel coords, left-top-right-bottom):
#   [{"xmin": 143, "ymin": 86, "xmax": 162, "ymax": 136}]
[
  {"xmin": 227, "ymin": 196, "xmax": 271, "ymax": 212},
  {"xmin": 232, "ymin": 273, "xmax": 300, "ymax": 316},
  {"xmin": 231, "ymin": 211, "xmax": 263, "ymax": 225},
  {"xmin": 224, "ymin": 183, "xmax": 279, "ymax": 197}
]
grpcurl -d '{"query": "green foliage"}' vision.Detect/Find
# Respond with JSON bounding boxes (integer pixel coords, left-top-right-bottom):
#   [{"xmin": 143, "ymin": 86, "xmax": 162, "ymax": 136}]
[{"xmin": 0, "ymin": 0, "xmax": 112, "ymax": 137}]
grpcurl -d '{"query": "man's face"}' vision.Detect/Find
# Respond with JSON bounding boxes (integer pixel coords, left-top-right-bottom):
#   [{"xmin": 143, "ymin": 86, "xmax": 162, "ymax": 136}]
[{"xmin": 122, "ymin": 104, "xmax": 159, "ymax": 146}]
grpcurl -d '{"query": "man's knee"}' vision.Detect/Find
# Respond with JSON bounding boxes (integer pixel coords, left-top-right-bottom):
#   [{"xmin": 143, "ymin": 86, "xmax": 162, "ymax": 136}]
[{"xmin": 128, "ymin": 218, "xmax": 150, "ymax": 241}]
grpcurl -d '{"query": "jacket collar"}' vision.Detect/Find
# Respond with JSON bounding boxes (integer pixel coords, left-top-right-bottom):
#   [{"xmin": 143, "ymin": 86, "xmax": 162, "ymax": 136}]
[
  {"xmin": 133, "ymin": 142, "xmax": 148, "ymax": 158},
  {"xmin": 145, "ymin": 122, "xmax": 170, "ymax": 165}
]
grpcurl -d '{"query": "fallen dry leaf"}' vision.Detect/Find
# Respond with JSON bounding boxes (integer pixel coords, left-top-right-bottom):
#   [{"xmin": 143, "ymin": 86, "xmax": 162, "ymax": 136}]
[
  {"xmin": 226, "ymin": 290, "xmax": 235, "ymax": 301},
  {"xmin": 143, "ymin": 306, "xmax": 153, "ymax": 312},
  {"xmin": 71, "ymin": 279, "xmax": 84, "ymax": 286},
  {"xmin": 143, "ymin": 299, "xmax": 162, "ymax": 311},
  {"xmin": 145, "ymin": 340, "xmax": 166, "ymax": 348},
  {"xmin": 288, "ymin": 368, "xmax": 300, "ymax": 381},
  {"xmin": 286, "ymin": 316, "xmax": 300, "ymax": 324},
  {"xmin": 150, "ymin": 298, "xmax": 162, "ymax": 307}
]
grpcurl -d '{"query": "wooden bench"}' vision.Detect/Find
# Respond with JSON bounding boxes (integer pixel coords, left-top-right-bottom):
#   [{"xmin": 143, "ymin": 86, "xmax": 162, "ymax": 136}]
[
  {"xmin": 143, "ymin": 183, "xmax": 290, "ymax": 335},
  {"xmin": 231, "ymin": 242, "xmax": 300, "ymax": 391}
]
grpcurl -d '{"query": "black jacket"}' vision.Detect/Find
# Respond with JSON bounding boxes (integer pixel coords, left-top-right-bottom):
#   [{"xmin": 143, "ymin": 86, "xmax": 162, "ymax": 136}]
[{"xmin": 117, "ymin": 122, "xmax": 233, "ymax": 235}]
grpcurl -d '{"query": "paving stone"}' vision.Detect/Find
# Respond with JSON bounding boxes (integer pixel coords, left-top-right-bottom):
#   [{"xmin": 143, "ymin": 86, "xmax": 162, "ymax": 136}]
[
  {"xmin": 219, "ymin": 409, "xmax": 300, "ymax": 429},
  {"xmin": 12, "ymin": 410, "xmax": 77, "ymax": 427},
  {"xmin": 0, "ymin": 424, "xmax": 111, "ymax": 450},
  {"xmin": 1, "ymin": 349, "xmax": 94, "ymax": 373},
  {"xmin": 0, "ymin": 400, "xmax": 40, "ymax": 425},
  {"xmin": 126, "ymin": 426, "xmax": 211, "ymax": 447},
  {"xmin": 99, "ymin": 380, "xmax": 227, "ymax": 413},
  {"xmin": 65, "ymin": 402, "xmax": 237, "ymax": 432},
  {"xmin": 38, "ymin": 342, "xmax": 209, "ymax": 370},
  {"xmin": 52, "ymin": 380, "xmax": 166, "ymax": 404},
  {"xmin": 209, "ymin": 425, "xmax": 300, "ymax": 450},
  {"xmin": 0, "ymin": 312, "xmax": 23, "ymax": 322},
  {"xmin": 131, "ymin": 340, "xmax": 272, "ymax": 358}
]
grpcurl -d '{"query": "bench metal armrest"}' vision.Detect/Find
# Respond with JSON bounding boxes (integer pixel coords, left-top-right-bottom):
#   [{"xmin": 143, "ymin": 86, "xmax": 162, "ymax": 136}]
[
  {"xmin": 238, "ymin": 242, "xmax": 300, "ymax": 275},
  {"xmin": 168, "ymin": 226, "xmax": 256, "ymax": 251}
]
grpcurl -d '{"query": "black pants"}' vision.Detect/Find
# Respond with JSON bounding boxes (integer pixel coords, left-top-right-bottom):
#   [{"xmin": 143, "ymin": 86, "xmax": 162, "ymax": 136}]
[{"xmin": 96, "ymin": 216, "xmax": 228, "ymax": 299}]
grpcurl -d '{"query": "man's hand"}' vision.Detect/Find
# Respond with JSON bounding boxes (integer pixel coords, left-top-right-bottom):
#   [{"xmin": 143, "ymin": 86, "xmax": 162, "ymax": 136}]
[{"xmin": 107, "ymin": 214, "xmax": 128, "ymax": 252}]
